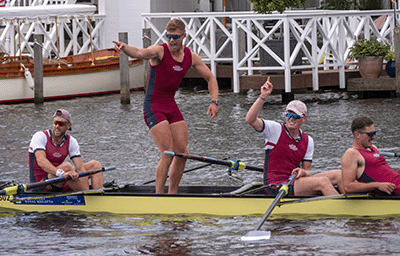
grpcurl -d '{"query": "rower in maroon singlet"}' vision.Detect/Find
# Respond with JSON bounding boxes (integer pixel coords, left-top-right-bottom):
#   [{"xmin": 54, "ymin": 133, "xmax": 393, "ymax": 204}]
[
  {"xmin": 341, "ymin": 116, "xmax": 400, "ymax": 195},
  {"xmin": 246, "ymin": 77, "xmax": 343, "ymax": 196},
  {"xmin": 113, "ymin": 19, "xmax": 219, "ymax": 194},
  {"xmin": 143, "ymin": 43, "xmax": 191, "ymax": 129},
  {"xmin": 28, "ymin": 109, "xmax": 104, "ymax": 192}
]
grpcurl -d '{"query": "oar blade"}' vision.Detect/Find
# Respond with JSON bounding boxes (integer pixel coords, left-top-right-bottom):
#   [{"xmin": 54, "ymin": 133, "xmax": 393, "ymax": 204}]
[
  {"xmin": 241, "ymin": 230, "xmax": 271, "ymax": 241},
  {"xmin": 240, "ymin": 174, "xmax": 296, "ymax": 241}
]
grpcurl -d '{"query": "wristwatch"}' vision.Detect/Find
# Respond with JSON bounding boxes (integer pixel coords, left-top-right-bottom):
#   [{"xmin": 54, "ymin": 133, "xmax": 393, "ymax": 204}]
[{"xmin": 211, "ymin": 100, "xmax": 219, "ymax": 106}]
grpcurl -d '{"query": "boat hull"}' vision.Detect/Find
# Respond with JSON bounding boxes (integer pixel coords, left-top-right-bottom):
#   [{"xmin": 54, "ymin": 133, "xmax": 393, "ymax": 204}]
[
  {"xmin": 0, "ymin": 185, "xmax": 398, "ymax": 218},
  {"xmin": 0, "ymin": 49, "xmax": 144, "ymax": 104}
]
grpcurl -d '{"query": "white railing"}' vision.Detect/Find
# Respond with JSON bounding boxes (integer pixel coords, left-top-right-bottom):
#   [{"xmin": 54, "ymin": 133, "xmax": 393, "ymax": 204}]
[
  {"xmin": 142, "ymin": 10, "xmax": 397, "ymax": 93},
  {"xmin": 4, "ymin": 0, "xmax": 72, "ymax": 7},
  {"xmin": 0, "ymin": 2, "xmax": 105, "ymax": 58}
]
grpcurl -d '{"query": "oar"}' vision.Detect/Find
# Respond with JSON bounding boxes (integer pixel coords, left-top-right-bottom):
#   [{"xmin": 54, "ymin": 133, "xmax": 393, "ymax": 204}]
[
  {"xmin": 138, "ymin": 163, "xmax": 212, "ymax": 185},
  {"xmin": 380, "ymin": 152, "xmax": 400, "ymax": 157},
  {"xmin": 0, "ymin": 166, "xmax": 116, "ymax": 196},
  {"xmin": 241, "ymin": 174, "xmax": 296, "ymax": 241},
  {"xmin": 277, "ymin": 193, "xmax": 371, "ymax": 206},
  {"xmin": 164, "ymin": 151, "xmax": 263, "ymax": 172}
]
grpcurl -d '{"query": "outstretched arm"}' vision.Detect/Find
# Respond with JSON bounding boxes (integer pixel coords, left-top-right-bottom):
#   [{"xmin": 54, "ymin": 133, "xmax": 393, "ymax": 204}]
[
  {"xmin": 113, "ymin": 41, "xmax": 162, "ymax": 61},
  {"xmin": 246, "ymin": 77, "xmax": 273, "ymax": 132}
]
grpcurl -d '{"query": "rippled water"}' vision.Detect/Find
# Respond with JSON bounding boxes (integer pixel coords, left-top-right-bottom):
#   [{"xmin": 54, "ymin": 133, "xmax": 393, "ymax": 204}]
[{"xmin": 0, "ymin": 89, "xmax": 400, "ymax": 255}]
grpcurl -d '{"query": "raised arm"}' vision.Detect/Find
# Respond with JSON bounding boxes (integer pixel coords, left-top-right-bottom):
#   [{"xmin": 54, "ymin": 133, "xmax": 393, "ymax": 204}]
[{"xmin": 246, "ymin": 77, "xmax": 273, "ymax": 132}]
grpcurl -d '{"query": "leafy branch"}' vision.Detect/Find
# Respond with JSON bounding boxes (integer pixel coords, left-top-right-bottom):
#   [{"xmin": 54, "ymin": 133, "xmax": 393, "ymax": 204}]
[{"xmin": 248, "ymin": 0, "xmax": 307, "ymax": 14}]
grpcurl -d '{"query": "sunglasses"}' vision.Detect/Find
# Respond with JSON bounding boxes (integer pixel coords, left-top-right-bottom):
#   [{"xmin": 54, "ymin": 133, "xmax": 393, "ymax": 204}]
[
  {"xmin": 53, "ymin": 120, "xmax": 68, "ymax": 127},
  {"xmin": 358, "ymin": 131, "xmax": 377, "ymax": 137},
  {"xmin": 166, "ymin": 33, "xmax": 185, "ymax": 40},
  {"xmin": 286, "ymin": 113, "xmax": 301, "ymax": 120}
]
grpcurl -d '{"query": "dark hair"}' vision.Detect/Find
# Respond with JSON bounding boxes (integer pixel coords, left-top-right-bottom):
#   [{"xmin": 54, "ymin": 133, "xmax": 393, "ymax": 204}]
[
  {"xmin": 351, "ymin": 117, "xmax": 374, "ymax": 134},
  {"xmin": 166, "ymin": 19, "xmax": 185, "ymax": 32}
]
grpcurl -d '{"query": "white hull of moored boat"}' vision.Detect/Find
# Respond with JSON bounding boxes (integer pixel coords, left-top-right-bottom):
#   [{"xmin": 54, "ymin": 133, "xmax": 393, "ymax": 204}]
[{"xmin": 0, "ymin": 62, "xmax": 144, "ymax": 103}]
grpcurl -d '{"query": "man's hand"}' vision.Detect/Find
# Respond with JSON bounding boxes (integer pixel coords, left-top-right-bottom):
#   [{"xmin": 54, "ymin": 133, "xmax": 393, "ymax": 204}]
[
  {"xmin": 64, "ymin": 170, "xmax": 80, "ymax": 180},
  {"xmin": 260, "ymin": 76, "xmax": 273, "ymax": 98},
  {"xmin": 376, "ymin": 182, "xmax": 396, "ymax": 195},
  {"xmin": 207, "ymin": 104, "xmax": 218, "ymax": 119},
  {"xmin": 292, "ymin": 167, "xmax": 310, "ymax": 179},
  {"xmin": 113, "ymin": 41, "xmax": 125, "ymax": 52}
]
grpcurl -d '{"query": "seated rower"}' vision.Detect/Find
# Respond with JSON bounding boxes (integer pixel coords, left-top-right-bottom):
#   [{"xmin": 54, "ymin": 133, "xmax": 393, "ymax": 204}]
[
  {"xmin": 341, "ymin": 116, "xmax": 400, "ymax": 195},
  {"xmin": 246, "ymin": 77, "xmax": 343, "ymax": 196},
  {"xmin": 28, "ymin": 109, "xmax": 104, "ymax": 192}
]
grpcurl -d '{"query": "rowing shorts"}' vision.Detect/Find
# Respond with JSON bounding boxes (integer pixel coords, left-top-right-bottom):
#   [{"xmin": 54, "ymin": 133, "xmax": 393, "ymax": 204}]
[
  {"xmin": 143, "ymin": 101, "xmax": 184, "ymax": 130},
  {"xmin": 40, "ymin": 174, "xmax": 72, "ymax": 193},
  {"xmin": 265, "ymin": 184, "xmax": 295, "ymax": 196}
]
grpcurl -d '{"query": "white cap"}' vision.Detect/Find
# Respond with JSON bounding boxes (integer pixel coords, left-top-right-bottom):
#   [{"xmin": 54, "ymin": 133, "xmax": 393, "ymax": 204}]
[{"xmin": 286, "ymin": 100, "xmax": 307, "ymax": 117}]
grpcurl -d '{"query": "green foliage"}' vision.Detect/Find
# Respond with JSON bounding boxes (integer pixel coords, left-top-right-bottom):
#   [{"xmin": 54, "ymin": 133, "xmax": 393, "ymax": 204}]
[
  {"xmin": 358, "ymin": 0, "xmax": 383, "ymax": 10},
  {"xmin": 348, "ymin": 38, "xmax": 390, "ymax": 60},
  {"xmin": 248, "ymin": 0, "xmax": 307, "ymax": 14},
  {"xmin": 385, "ymin": 51, "xmax": 395, "ymax": 62},
  {"xmin": 319, "ymin": 0, "xmax": 382, "ymax": 10},
  {"xmin": 320, "ymin": 0, "xmax": 360, "ymax": 10}
]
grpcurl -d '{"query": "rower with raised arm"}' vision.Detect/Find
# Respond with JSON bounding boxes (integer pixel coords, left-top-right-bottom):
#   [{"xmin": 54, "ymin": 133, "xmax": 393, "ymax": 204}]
[
  {"xmin": 113, "ymin": 19, "xmax": 219, "ymax": 194},
  {"xmin": 245, "ymin": 77, "xmax": 343, "ymax": 196},
  {"xmin": 341, "ymin": 116, "xmax": 400, "ymax": 195}
]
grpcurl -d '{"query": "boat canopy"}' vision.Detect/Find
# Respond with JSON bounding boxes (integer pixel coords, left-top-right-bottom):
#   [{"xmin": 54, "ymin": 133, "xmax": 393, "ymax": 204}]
[{"xmin": 0, "ymin": 4, "xmax": 96, "ymax": 20}]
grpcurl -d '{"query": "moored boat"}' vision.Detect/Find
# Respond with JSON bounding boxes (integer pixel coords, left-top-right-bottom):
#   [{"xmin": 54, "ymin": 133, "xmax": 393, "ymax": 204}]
[
  {"xmin": 0, "ymin": 48, "xmax": 144, "ymax": 104},
  {"xmin": 0, "ymin": 183, "xmax": 398, "ymax": 218}
]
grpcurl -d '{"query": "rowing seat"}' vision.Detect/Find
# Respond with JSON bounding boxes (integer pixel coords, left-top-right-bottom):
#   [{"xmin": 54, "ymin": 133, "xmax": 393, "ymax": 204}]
[{"xmin": 228, "ymin": 182, "xmax": 264, "ymax": 195}]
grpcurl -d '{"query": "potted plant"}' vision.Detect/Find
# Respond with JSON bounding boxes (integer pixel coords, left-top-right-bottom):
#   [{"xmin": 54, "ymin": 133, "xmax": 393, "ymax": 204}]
[
  {"xmin": 348, "ymin": 38, "xmax": 390, "ymax": 78},
  {"xmin": 384, "ymin": 50, "xmax": 395, "ymax": 78}
]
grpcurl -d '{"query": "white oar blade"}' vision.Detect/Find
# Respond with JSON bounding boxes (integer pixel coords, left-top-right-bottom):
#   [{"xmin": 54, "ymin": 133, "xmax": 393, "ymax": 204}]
[{"xmin": 240, "ymin": 230, "xmax": 271, "ymax": 241}]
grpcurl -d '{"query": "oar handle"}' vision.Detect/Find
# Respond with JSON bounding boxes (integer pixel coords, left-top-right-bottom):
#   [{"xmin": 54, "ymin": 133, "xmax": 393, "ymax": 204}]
[
  {"xmin": 164, "ymin": 151, "xmax": 263, "ymax": 172},
  {"xmin": 0, "ymin": 166, "xmax": 116, "ymax": 196},
  {"xmin": 380, "ymin": 152, "xmax": 400, "ymax": 157}
]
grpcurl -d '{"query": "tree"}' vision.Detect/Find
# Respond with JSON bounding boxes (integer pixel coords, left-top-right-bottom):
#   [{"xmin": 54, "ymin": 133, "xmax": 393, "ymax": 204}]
[{"xmin": 248, "ymin": 0, "xmax": 307, "ymax": 14}]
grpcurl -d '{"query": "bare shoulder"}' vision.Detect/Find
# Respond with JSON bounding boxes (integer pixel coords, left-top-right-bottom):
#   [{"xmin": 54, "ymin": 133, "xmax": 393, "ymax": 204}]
[
  {"xmin": 191, "ymin": 52, "xmax": 204, "ymax": 66},
  {"xmin": 342, "ymin": 148, "xmax": 364, "ymax": 166},
  {"xmin": 146, "ymin": 45, "xmax": 164, "ymax": 63},
  {"xmin": 148, "ymin": 44, "xmax": 163, "ymax": 51},
  {"xmin": 148, "ymin": 44, "xmax": 164, "ymax": 55},
  {"xmin": 343, "ymin": 148, "xmax": 361, "ymax": 158}
]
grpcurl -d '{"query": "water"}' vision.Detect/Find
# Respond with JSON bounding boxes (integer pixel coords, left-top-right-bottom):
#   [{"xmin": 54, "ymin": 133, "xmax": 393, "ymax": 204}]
[{"xmin": 1, "ymin": 89, "xmax": 400, "ymax": 255}]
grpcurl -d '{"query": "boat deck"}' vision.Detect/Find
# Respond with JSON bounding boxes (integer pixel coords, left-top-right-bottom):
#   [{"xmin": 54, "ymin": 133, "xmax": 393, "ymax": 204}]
[{"xmin": 111, "ymin": 184, "xmax": 265, "ymax": 196}]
